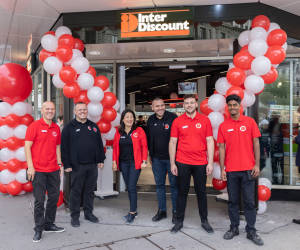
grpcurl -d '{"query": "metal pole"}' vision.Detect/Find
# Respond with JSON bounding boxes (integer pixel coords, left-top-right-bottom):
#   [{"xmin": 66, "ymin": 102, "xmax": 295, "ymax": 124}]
[{"xmin": 290, "ymin": 60, "xmax": 294, "ymax": 185}]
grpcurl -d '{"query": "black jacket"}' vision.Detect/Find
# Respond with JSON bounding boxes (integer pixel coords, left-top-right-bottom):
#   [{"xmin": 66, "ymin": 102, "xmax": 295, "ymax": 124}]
[{"xmin": 61, "ymin": 119, "xmax": 106, "ymax": 170}]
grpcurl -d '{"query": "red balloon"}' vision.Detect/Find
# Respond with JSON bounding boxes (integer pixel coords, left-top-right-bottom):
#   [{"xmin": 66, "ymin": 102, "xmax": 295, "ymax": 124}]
[
  {"xmin": 97, "ymin": 119, "xmax": 111, "ymax": 133},
  {"xmin": 4, "ymin": 114, "xmax": 21, "ymax": 127},
  {"xmin": 0, "ymin": 161, "xmax": 7, "ymax": 171},
  {"xmin": 73, "ymin": 90, "xmax": 89, "ymax": 104},
  {"xmin": 267, "ymin": 29, "xmax": 287, "ymax": 47},
  {"xmin": 0, "ymin": 63, "xmax": 33, "ymax": 104},
  {"xmin": 0, "ymin": 139, "xmax": 6, "ymax": 149},
  {"xmin": 251, "ymin": 15, "xmax": 270, "ymax": 31},
  {"xmin": 6, "ymin": 137, "xmax": 23, "ymax": 151},
  {"xmin": 102, "ymin": 92, "xmax": 117, "ymax": 108},
  {"xmin": 169, "ymin": 103, "xmax": 176, "ymax": 108},
  {"xmin": 226, "ymin": 86, "xmax": 244, "ymax": 100},
  {"xmin": 261, "ymin": 67, "xmax": 278, "ymax": 84},
  {"xmin": 21, "ymin": 162, "xmax": 28, "ymax": 169},
  {"xmin": 103, "ymin": 147, "xmax": 107, "ymax": 153},
  {"xmin": 227, "ymin": 67, "xmax": 246, "ymax": 86},
  {"xmin": 102, "ymin": 108, "xmax": 117, "ymax": 122},
  {"xmin": 59, "ymin": 66, "xmax": 77, "ymax": 84},
  {"xmin": 94, "ymin": 75, "xmax": 109, "ymax": 91},
  {"xmin": 22, "ymin": 182, "xmax": 33, "ymax": 192},
  {"xmin": 0, "ymin": 117, "xmax": 5, "ymax": 126},
  {"xmin": 265, "ymin": 46, "xmax": 286, "ymax": 64},
  {"xmin": 199, "ymin": 98, "xmax": 213, "ymax": 115},
  {"xmin": 0, "ymin": 183, "xmax": 8, "ymax": 194},
  {"xmin": 58, "ymin": 34, "xmax": 74, "ymax": 48},
  {"xmin": 56, "ymin": 46, "xmax": 73, "ymax": 62},
  {"xmin": 240, "ymin": 45, "xmax": 248, "ymax": 52},
  {"xmin": 258, "ymin": 185, "xmax": 271, "ymax": 201},
  {"xmin": 63, "ymin": 83, "xmax": 80, "ymax": 98},
  {"xmin": 57, "ymin": 190, "xmax": 64, "ymax": 207},
  {"xmin": 106, "ymin": 140, "xmax": 114, "ymax": 146},
  {"xmin": 6, "ymin": 180, "xmax": 22, "ymax": 196},
  {"xmin": 212, "ymin": 178, "xmax": 227, "ymax": 190},
  {"xmin": 20, "ymin": 114, "xmax": 34, "ymax": 126},
  {"xmin": 233, "ymin": 50, "xmax": 254, "ymax": 70},
  {"xmin": 73, "ymin": 38, "xmax": 84, "ymax": 51},
  {"xmin": 7, "ymin": 159, "xmax": 22, "ymax": 172},
  {"xmin": 44, "ymin": 31, "xmax": 55, "ymax": 36},
  {"xmin": 39, "ymin": 49, "xmax": 56, "ymax": 63},
  {"xmin": 86, "ymin": 66, "xmax": 96, "ymax": 78}
]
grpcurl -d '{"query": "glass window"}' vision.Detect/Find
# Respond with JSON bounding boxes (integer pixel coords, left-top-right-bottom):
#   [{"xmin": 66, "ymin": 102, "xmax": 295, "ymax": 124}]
[{"xmin": 32, "ymin": 68, "xmax": 43, "ymax": 119}]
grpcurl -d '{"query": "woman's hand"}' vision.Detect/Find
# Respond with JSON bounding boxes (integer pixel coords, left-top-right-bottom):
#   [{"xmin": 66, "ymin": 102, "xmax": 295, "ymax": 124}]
[
  {"xmin": 112, "ymin": 161, "xmax": 118, "ymax": 171},
  {"xmin": 141, "ymin": 161, "xmax": 147, "ymax": 169}
]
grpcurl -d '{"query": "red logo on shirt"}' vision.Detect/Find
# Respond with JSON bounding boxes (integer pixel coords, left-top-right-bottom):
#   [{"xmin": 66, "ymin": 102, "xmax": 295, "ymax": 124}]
[
  {"xmin": 52, "ymin": 131, "xmax": 57, "ymax": 137},
  {"xmin": 164, "ymin": 124, "xmax": 169, "ymax": 129},
  {"xmin": 88, "ymin": 126, "xmax": 92, "ymax": 131},
  {"xmin": 240, "ymin": 126, "xmax": 246, "ymax": 132},
  {"xmin": 93, "ymin": 127, "xmax": 97, "ymax": 133},
  {"xmin": 133, "ymin": 132, "xmax": 138, "ymax": 138},
  {"xmin": 195, "ymin": 123, "xmax": 202, "ymax": 129}
]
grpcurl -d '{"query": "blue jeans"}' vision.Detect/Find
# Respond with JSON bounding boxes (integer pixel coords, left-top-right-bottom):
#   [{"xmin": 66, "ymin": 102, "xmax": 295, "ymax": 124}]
[
  {"xmin": 227, "ymin": 171, "xmax": 256, "ymax": 233},
  {"xmin": 119, "ymin": 161, "xmax": 141, "ymax": 212},
  {"xmin": 152, "ymin": 158, "xmax": 178, "ymax": 212}
]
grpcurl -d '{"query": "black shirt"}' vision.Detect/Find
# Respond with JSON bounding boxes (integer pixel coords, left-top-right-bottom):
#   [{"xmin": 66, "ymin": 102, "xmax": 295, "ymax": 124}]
[
  {"xmin": 147, "ymin": 111, "xmax": 177, "ymax": 160},
  {"xmin": 119, "ymin": 129, "xmax": 134, "ymax": 162}
]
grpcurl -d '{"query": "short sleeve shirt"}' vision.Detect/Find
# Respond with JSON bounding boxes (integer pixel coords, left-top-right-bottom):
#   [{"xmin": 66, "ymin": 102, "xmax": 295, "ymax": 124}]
[
  {"xmin": 171, "ymin": 112, "xmax": 213, "ymax": 165},
  {"xmin": 25, "ymin": 118, "xmax": 61, "ymax": 172},
  {"xmin": 217, "ymin": 115, "xmax": 261, "ymax": 172}
]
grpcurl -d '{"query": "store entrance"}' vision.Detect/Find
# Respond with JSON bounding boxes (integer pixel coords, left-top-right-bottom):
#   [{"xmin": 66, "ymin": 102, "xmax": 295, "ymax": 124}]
[{"xmin": 123, "ymin": 60, "xmax": 229, "ymax": 191}]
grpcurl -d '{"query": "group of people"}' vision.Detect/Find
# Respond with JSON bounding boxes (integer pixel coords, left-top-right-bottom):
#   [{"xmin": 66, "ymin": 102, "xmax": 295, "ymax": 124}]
[{"xmin": 25, "ymin": 94, "xmax": 266, "ymax": 246}]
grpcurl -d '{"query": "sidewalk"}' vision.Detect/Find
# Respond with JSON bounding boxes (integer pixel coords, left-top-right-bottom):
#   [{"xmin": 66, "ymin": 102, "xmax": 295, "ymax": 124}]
[{"xmin": 0, "ymin": 192, "xmax": 300, "ymax": 250}]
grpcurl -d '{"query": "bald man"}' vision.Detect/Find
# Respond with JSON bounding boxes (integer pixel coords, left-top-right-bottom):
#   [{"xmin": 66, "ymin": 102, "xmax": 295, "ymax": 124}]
[{"xmin": 25, "ymin": 101, "xmax": 65, "ymax": 243}]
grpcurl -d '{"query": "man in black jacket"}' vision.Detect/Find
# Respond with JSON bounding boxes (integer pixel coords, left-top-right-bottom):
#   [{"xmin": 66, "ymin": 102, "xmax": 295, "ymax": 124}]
[
  {"xmin": 61, "ymin": 102, "xmax": 106, "ymax": 227},
  {"xmin": 147, "ymin": 97, "xmax": 178, "ymax": 223}
]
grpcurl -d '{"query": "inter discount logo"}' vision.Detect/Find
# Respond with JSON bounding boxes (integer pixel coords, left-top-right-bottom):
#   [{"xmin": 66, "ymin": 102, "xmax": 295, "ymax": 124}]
[{"xmin": 120, "ymin": 9, "xmax": 191, "ymax": 38}]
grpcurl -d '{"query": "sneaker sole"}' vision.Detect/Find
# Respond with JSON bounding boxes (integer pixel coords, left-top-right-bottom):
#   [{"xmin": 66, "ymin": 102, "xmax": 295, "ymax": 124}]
[
  {"xmin": 32, "ymin": 239, "xmax": 41, "ymax": 243},
  {"xmin": 44, "ymin": 229, "xmax": 65, "ymax": 233}
]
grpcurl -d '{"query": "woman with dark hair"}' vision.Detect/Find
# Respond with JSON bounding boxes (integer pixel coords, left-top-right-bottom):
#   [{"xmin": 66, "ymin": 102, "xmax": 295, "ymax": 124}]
[{"xmin": 112, "ymin": 109, "xmax": 148, "ymax": 224}]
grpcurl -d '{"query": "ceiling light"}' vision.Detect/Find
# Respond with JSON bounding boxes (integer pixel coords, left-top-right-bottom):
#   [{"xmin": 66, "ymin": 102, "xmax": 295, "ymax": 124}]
[
  {"xmin": 150, "ymin": 84, "xmax": 168, "ymax": 89},
  {"xmin": 169, "ymin": 64, "xmax": 186, "ymax": 69},
  {"xmin": 163, "ymin": 48, "xmax": 176, "ymax": 53},
  {"xmin": 128, "ymin": 90, "xmax": 141, "ymax": 94},
  {"xmin": 88, "ymin": 50, "xmax": 101, "ymax": 55},
  {"xmin": 182, "ymin": 69, "xmax": 194, "ymax": 73}
]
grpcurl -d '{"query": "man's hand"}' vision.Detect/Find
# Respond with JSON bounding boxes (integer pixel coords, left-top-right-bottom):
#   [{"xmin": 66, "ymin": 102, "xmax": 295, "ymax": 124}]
[
  {"xmin": 141, "ymin": 162, "xmax": 147, "ymax": 169},
  {"xmin": 97, "ymin": 163, "xmax": 104, "ymax": 169},
  {"xmin": 171, "ymin": 163, "xmax": 178, "ymax": 176},
  {"xmin": 112, "ymin": 161, "xmax": 118, "ymax": 171},
  {"xmin": 251, "ymin": 165, "xmax": 260, "ymax": 178},
  {"xmin": 65, "ymin": 168, "xmax": 72, "ymax": 173},
  {"xmin": 27, "ymin": 167, "xmax": 35, "ymax": 181},
  {"xmin": 221, "ymin": 169, "xmax": 227, "ymax": 181},
  {"xmin": 206, "ymin": 163, "xmax": 213, "ymax": 175}
]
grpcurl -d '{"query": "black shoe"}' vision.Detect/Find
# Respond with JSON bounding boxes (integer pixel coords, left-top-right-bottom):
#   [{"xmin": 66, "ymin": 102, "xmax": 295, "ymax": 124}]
[
  {"xmin": 152, "ymin": 210, "xmax": 167, "ymax": 222},
  {"xmin": 84, "ymin": 214, "xmax": 99, "ymax": 223},
  {"xmin": 170, "ymin": 222, "xmax": 183, "ymax": 234},
  {"xmin": 293, "ymin": 219, "xmax": 300, "ymax": 224},
  {"xmin": 33, "ymin": 231, "xmax": 42, "ymax": 243},
  {"xmin": 124, "ymin": 212, "xmax": 138, "ymax": 224},
  {"xmin": 44, "ymin": 224, "xmax": 65, "ymax": 233},
  {"xmin": 71, "ymin": 218, "xmax": 80, "ymax": 227},
  {"xmin": 172, "ymin": 211, "xmax": 177, "ymax": 224},
  {"xmin": 223, "ymin": 227, "xmax": 239, "ymax": 240},
  {"xmin": 247, "ymin": 232, "xmax": 264, "ymax": 246},
  {"xmin": 201, "ymin": 220, "xmax": 214, "ymax": 233}
]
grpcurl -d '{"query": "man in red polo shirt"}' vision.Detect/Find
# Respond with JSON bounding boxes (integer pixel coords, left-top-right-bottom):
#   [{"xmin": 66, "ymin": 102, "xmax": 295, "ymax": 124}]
[
  {"xmin": 218, "ymin": 94, "xmax": 263, "ymax": 246},
  {"xmin": 25, "ymin": 101, "xmax": 65, "ymax": 243},
  {"xmin": 169, "ymin": 94, "xmax": 214, "ymax": 234}
]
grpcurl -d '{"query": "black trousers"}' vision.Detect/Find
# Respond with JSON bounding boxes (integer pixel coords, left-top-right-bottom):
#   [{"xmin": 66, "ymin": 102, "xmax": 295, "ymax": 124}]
[
  {"xmin": 70, "ymin": 164, "xmax": 98, "ymax": 219},
  {"xmin": 176, "ymin": 161, "xmax": 208, "ymax": 223},
  {"xmin": 226, "ymin": 171, "xmax": 256, "ymax": 233},
  {"xmin": 32, "ymin": 170, "xmax": 60, "ymax": 232}
]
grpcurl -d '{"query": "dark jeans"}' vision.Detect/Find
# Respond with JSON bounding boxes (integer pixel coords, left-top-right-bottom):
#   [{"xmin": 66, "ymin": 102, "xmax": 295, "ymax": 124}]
[
  {"xmin": 70, "ymin": 164, "xmax": 98, "ymax": 219},
  {"xmin": 152, "ymin": 157, "xmax": 178, "ymax": 212},
  {"xmin": 176, "ymin": 161, "xmax": 208, "ymax": 223},
  {"xmin": 227, "ymin": 171, "xmax": 256, "ymax": 233},
  {"xmin": 120, "ymin": 161, "xmax": 141, "ymax": 212},
  {"xmin": 32, "ymin": 170, "xmax": 60, "ymax": 232}
]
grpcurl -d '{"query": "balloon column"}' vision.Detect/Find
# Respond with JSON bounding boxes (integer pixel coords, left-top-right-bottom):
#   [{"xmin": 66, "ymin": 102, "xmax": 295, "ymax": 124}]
[
  {"xmin": 39, "ymin": 27, "xmax": 121, "ymax": 150},
  {"xmin": 207, "ymin": 15, "xmax": 287, "ymax": 193},
  {"xmin": 257, "ymin": 177, "xmax": 272, "ymax": 214},
  {"xmin": 0, "ymin": 63, "xmax": 34, "ymax": 195}
]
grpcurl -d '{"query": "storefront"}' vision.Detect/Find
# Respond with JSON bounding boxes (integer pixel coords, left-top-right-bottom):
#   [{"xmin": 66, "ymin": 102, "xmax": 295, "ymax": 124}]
[{"xmin": 30, "ymin": 2, "xmax": 300, "ymax": 198}]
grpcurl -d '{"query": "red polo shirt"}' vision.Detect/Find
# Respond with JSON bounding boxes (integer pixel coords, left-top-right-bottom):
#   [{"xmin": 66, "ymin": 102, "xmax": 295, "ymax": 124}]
[
  {"xmin": 217, "ymin": 115, "xmax": 261, "ymax": 172},
  {"xmin": 25, "ymin": 118, "xmax": 61, "ymax": 172},
  {"xmin": 171, "ymin": 112, "xmax": 213, "ymax": 165}
]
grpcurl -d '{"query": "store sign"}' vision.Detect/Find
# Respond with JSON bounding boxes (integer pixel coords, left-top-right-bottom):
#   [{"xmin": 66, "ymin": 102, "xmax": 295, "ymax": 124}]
[{"xmin": 120, "ymin": 9, "xmax": 192, "ymax": 39}]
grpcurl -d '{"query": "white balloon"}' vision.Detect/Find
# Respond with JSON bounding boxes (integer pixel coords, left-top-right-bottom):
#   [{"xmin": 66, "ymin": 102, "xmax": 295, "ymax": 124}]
[
  {"xmin": 103, "ymin": 127, "xmax": 116, "ymax": 140},
  {"xmin": 111, "ymin": 113, "xmax": 121, "ymax": 127},
  {"xmin": 250, "ymin": 27, "xmax": 268, "ymax": 41},
  {"xmin": 0, "ymin": 148, "xmax": 14, "ymax": 162},
  {"xmin": 208, "ymin": 112, "xmax": 224, "ymax": 129},
  {"xmin": 238, "ymin": 30, "xmax": 250, "ymax": 47},
  {"xmin": 208, "ymin": 94, "xmax": 226, "ymax": 112},
  {"xmin": 242, "ymin": 90, "xmax": 256, "ymax": 107},
  {"xmin": 0, "ymin": 169, "xmax": 15, "ymax": 184},
  {"xmin": 55, "ymin": 26, "xmax": 72, "ymax": 38},
  {"xmin": 0, "ymin": 102, "xmax": 12, "ymax": 116},
  {"xmin": 257, "ymin": 201, "xmax": 267, "ymax": 214},
  {"xmin": 113, "ymin": 100, "xmax": 120, "ymax": 111},
  {"xmin": 272, "ymin": 64, "xmax": 279, "ymax": 68},
  {"xmin": 43, "ymin": 56, "xmax": 63, "ymax": 75},
  {"xmin": 215, "ymin": 77, "xmax": 231, "ymax": 95},
  {"xmin": 87, "ymin": 103, "xmax": 103, "ymax": 117},
  {"xmin": 268, "ymin": 22, "xmax": 280, "ymax": 33},
  {"xmin": 248, "ymin": 39, "xmax": 268, "ymax": 57},
  {"xmin": 25, "ymin": 102, "xmax": 33, "ymax": 115},
  {"xmin": 15, "ymin": 147, "xmax": 26, "ymax": 162},
  {"xmin": 52, "ymin": 74, "xmax": 65, "ymax": 88},
  {"xmin": 213, "ymin": 128, "xmax": 218, "ymax": 141},
  {"xmin": 71, "ymin": 57, "xmax": 90, "ymax": 74},
  {"xmin": 87, "ymin": 114, "xmax": 100, "ymax": 123},
  {"xmin": 259, "ymin": 177, "xmax": 272, "ymax": 190},
  {"xmin": 87, "ymin": 87, "xmax": 104, "ymax": 102},
  {"xmin": 251, "ymin": 56, "xmax": 271, "ymax": 75},
  {"xmin": 228, "ymin": 62, "xmax": 235, "ymax": 70},
  {"xmin": 41, "ymin": 34, "xmax": 58, "ymax": 52},
  {"xmin": 15, "ymin": 169, "xmax": 27, "ymax": 184},
  {"xmin": 14, "ymin": 125, "xmax": 28, "ymax": 139},
  {"xmin": 282, "ymin": 42, "xmax": 287, "ymax": 51},
  {"xmin": 244, "ymin": 75, "xmax": 265, "ymax": 94},
  {"xmin": 212, "ymin": 162, "xmax": 222, "ymax": 179},
  {"xmin": 0, "ymin": 126, "xmax": 14, "ymax": 140},
  {"xmin": 78, "ymin": 73, "xmax": 94, "ymax": 90},
  {"xmin": 12, "ymin": 102, "xmax": 27, "ymax": 116},
  {"xmin": 66, "ymin": 49, "xmax": 83, "ymax": 65}
]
